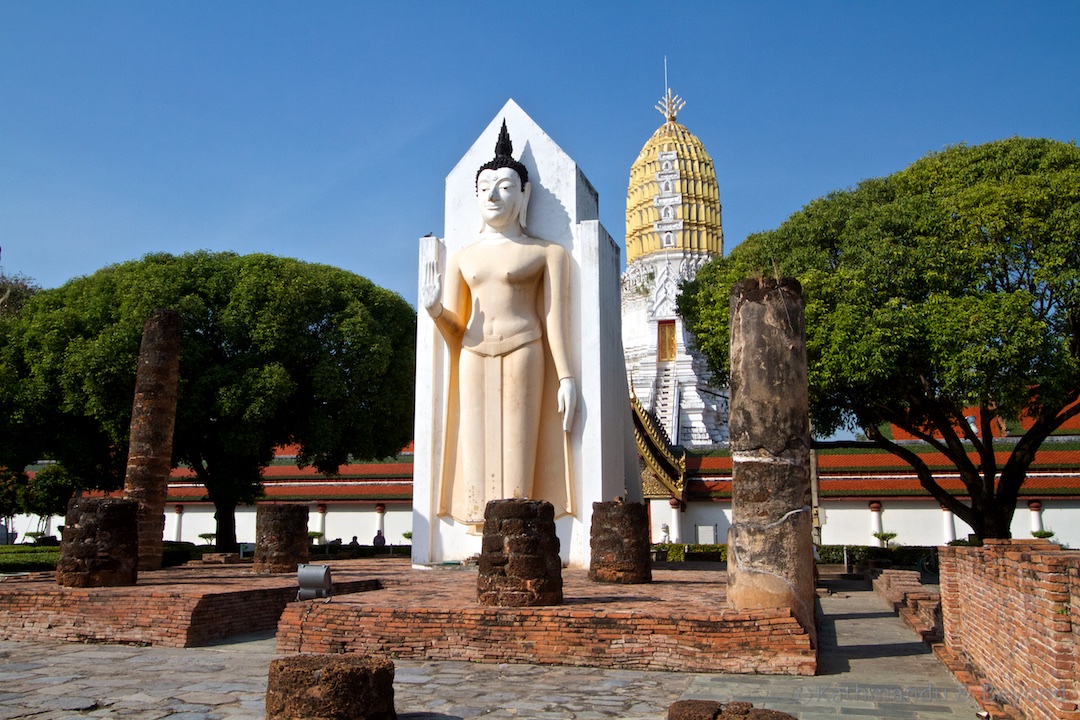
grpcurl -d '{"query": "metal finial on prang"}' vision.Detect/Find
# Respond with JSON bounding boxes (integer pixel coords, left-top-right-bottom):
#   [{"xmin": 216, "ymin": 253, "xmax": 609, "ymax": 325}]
[
  {"xmin": 655, "ymin": 88, "xmax": 686, "ymax": 124},
  {"xmin": 476, "ymin": 119, "xmax": 529, "ymax": 188}
]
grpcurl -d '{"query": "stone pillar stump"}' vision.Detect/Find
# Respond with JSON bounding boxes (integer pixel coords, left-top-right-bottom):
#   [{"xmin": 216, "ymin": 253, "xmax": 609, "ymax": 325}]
[
  {"xmin": 726, "ymin": 277, "xmax": 816, "ymax": 645},
  {"xmin": 266, "ymin": 654, "xmax": 396, "ymax": 720},
  {"xmin": 588, "ymin": 500, "xmax": 652, "ymax": 584},
  {"xmin": 57, "ymin": 497, "xmax": 139, "ymax": 587},
  {"xmin": 669, "ymin": 699, "xmax": 796, "ymax": 719},
  {"xmin": 478, "ymin": 499, "xmax": 562, "ymax": 606},
  {"xmin": 253, "ymin": 504, "xmax": 310, "ymax": 574}
]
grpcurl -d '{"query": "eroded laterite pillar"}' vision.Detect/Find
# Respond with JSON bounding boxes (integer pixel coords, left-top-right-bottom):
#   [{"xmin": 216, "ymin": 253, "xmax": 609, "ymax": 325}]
[
  {"xmin": 266, "ymin": 655, "xmax": 396, "ymax": 720},
  {"xmin": 478, "ymin": 499, "xmax": 562, "ymax": 606},
  {"xmin": 57, "ymin": 497, "xmax": 139, "ymax": 587},
  {"xmin": 588, "ymin": 500, "xmax": 652, "ymax": 584},
  {"xmin": 123, "ymin": 309, "xmax": 181, "ymax": 571},
  {"xmin": 253, "ymin": 504, "xmax": 310, "ymax": 574},
  {"xmin": 726, "ymin": 277, "xmax": 816, "ymax": 645}
]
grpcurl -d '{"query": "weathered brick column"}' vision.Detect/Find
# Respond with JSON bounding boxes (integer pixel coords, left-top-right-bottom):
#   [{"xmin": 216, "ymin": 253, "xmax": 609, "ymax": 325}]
[
  {"xmin": 123, "ymin": 309, "xmax": 182, "ymax": 571},
  {"xmin": 266, "ymin": 655, "xmax": 396, "ymax": 720},
  {"xmin": 57, "ymin": 497, "xmax": 139, "ymax": 587},
  {"xmin": 588, "ymin": 500, "xmax": 652, "ymax": 584},
  {"xmin": 253, "ymin": 504, "xmax": 310, "ymax": 574},
  {"xmin": 478, "ymin": 499, "xmax": 562, "ymax": 606},
  {"xmin": 726, "ymin": 277, "xmax": 816, "ymax": 645}
]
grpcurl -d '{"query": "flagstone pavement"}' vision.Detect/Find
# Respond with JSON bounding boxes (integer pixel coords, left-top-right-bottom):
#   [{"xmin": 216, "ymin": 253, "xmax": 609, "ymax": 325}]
[{"xmin": 0, "ymin": 578, "xmax": 981, "ymax": 719}]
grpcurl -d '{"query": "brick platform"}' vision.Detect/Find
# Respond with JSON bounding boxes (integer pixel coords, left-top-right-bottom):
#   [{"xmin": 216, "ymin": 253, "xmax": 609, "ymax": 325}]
[
  {"xmin": 0, "ymin": 561, "xmax": 380, "ymax": 647},
  {"xmin": 0, "ymin": 559, "xmax": 815, "ymax": 674},
  {"xmin": 277, "ymin": 562, "xmax": 816, "ymax": 675}
]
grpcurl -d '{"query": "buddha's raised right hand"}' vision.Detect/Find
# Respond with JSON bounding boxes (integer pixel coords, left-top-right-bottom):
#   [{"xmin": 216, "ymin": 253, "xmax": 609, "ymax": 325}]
[{"xmin": 420, "ymin": 256, "xmax": 442, "ymax": 317}]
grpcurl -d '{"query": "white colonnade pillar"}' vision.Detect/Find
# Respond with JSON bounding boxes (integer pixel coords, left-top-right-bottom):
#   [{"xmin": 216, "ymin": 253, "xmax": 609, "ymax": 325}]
[
  {"xmin": 1028, "ymin": 500, "xmax": 1044, "ymax": 535},
  {"xmin": 174, "ymin": 504, "xmax": 184, "ymax": 542},
  {"xmin": 669, "ymin": 498, "xmax": 684, "ymax": 544},
  {"xmin": 941, "ymin": 505, "xmax": 956, "ymax": 544},
  {"xmin": 316, "ymin": 503, "xmax": 327, "ymax": 545},
  {"xmin": 869, "ymin": 501, "xmax": 884, "ymax": 546}
]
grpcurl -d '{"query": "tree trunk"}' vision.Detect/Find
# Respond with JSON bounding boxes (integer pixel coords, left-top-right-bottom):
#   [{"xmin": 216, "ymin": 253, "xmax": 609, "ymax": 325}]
[
  {"xmin": 213, "ymin": 498, "xmax": 239, "ymax": 552},
  {"xmin": 975, "ymin": 503, "xmax": 1015, "ymax": 540},
  {"xmin": 988, "ymin": 514, "xmax": 1014, "ymax": 540}
]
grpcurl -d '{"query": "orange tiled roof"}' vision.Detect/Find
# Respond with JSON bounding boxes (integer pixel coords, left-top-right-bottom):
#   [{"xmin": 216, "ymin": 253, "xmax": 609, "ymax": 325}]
[
  {"xmin": 890, "ymin": 400, "xmax": 1080, "ymax": 441},
  {"xmin": 680, "ymin": 440, "xmax": 1080, "ymax": 501},
  {"xmin": 162, "ymin": 442, "xmax": 1080, "ymax": 505},
  {"xmin": 166, "ymin": 456, "xmax": 415, "ymax": 504}
]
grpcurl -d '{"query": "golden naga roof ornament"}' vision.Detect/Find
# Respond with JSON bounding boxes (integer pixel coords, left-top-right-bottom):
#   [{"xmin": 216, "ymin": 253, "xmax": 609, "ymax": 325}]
[
  {"xmin": 630, "ymin": 394, "xmax": 687, "ymax": 500},
  {"xmin": 655, "ymin": 88, "xmax": 686, "ymax": 125}
]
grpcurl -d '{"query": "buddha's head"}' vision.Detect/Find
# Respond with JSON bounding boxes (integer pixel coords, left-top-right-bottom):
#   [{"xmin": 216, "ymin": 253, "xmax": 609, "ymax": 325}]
[{"xmin": 476, "ymin": 120, "xmax": 531, "ymax": 233}]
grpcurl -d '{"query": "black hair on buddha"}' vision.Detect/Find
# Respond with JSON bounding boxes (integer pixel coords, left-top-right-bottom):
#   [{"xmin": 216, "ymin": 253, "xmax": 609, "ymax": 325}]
[{"xmin": 476, "ymin": 120, "xmax": 529, "ymax": 189}]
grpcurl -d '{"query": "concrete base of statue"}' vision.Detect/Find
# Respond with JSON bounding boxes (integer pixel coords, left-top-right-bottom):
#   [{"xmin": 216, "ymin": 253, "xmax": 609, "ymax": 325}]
[{"xmin": 411, "ymin": 99, "xmax": 639, "ymax": 569}]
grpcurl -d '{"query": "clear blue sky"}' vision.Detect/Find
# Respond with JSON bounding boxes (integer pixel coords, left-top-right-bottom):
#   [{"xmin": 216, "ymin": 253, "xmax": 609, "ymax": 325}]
[{"xmin": 2, "ymin": 2, "xmax": 1077, "ymax": 304}]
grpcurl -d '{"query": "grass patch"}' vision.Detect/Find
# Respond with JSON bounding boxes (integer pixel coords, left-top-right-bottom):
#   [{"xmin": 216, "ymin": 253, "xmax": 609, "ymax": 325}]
[
  {"xmin": 651, "ymin": 543, "xmax": 728, "ymax": 562},
  {"xmin": 0, "ymin": 541, "xmax": 203, "ymax": 572},
  {"xmin": 0, "ymin": 545, "xmax": 59, "ymax": 572}
]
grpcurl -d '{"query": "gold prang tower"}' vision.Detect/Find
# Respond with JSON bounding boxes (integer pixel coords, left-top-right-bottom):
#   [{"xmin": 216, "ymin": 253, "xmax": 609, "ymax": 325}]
[{"xmin": 621, "ymin": 89, "xmax": 728, "ymax": 447}]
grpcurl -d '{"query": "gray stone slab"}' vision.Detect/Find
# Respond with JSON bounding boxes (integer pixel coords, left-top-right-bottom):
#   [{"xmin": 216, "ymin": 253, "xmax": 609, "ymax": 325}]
[
  {"xmin": 33, "ymin": 696, "xmax": 103, "ymax": 711},
  {"xmin": 395, "ymin": 672, "xmax": 434, "ymax": 684},
  {"xmin": 173, "ymin": 691, "xmax": 239, "ymax": 706},
  {"xmin": 0, "ymin": 585, "xmax": 985, "ymax": 719},
  {"xmin": 26, "ymin": 674, "xmax": 84, "ymax": 685}
]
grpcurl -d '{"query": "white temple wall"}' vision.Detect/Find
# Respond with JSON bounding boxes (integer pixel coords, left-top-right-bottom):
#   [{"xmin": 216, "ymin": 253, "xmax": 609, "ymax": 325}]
[
  {"xmin": 161, "ymin": 503, "xmax": 413, "ymax": 546},
  {"xmin": 1029, "ymin": 500, "xmax": 1080, "ymax": 546},
  {"xmin": 8, "ymin": 497, "xmax": 1079, "ymax": 551},
  {"xmin": 815, "ymin": 500, "xmax": 966, "ymax": 547},
  {"xmin": 682, "ymin": 501, "xmax": 733, "ymax": 544},
  {"xmin": 3, "ymin": 503, "xmax": 414, "ymax": 548}
]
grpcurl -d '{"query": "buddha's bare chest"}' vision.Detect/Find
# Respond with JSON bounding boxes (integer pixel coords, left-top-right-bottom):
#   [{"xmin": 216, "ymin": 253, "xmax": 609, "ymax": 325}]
[{"xmin": 458, "ymin": 245, "xmax": 547, "ymax": 293}]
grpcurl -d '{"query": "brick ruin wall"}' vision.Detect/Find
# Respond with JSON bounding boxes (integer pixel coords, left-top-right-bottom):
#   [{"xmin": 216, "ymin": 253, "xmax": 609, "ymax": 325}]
[
  {"xmin": 940, "ymin": 540, "xmax": 1080, "ymax": 719},
  {"xmin": 0, "ymin": 579, "xmax": 377, "ymax": 647},
  {"xmin": 276, "ymin": 601, "xmax": 816, "ymax": 675}
]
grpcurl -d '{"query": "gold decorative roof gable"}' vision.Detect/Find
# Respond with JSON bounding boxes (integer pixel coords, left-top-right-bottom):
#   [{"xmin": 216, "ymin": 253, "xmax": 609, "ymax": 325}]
[{"xmin": 630, "ymin": 394, "xmax": 686, "ymax": 500}]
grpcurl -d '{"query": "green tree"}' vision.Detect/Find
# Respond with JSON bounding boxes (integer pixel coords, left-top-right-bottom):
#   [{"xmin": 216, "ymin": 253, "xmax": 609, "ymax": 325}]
[
  {"xmin": 0, "ymin": 468, "xmax": 26, "ymax": 530},
  {"xmin": 0, "ymin": 272, "xmax": 38, "ymax": 318},
  {"xmin": 1, "ymin": 252, "xmax": 416, "ymax": 550},
  {"xmin": 20, "ymin": 464, "xmax": 78, "ymax": 533},
  {"xmin": 680, "ymin": 138, "xmax": 1080, "ymax": 539},
  {"xmin": 0, "ymin": 272, "xmax": 48, "ymax": 495}
]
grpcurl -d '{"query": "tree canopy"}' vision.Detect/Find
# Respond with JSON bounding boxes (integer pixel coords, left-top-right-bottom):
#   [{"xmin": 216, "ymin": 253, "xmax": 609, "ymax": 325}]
[
  {"xmin": 0, "ymin": 252, "xmax": 416, "ymax": 549},
  {"xmin": 0, "ymin": 272, "xmax": 38, "ymax": 318},
  {"xmin": 679, "ymin": 137, "xmax": 1080, "ymax": 539}
]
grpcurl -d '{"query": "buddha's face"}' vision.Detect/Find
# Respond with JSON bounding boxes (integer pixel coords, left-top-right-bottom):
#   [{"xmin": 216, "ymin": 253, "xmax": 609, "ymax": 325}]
[{"xmin": 477, "ymin": 166, "xmax": 529, "ymax": 232}]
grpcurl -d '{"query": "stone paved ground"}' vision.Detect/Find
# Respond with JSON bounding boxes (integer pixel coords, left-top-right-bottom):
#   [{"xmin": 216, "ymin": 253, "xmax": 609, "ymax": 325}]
[{"xmin": 0, "ymin": 579, "xmax": 981, "ymax": 719}]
